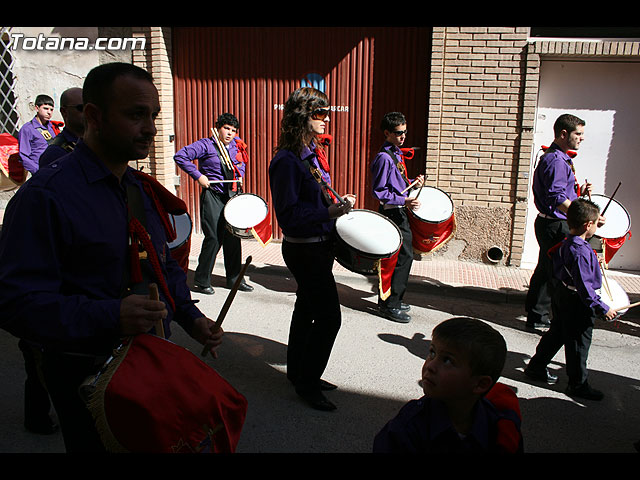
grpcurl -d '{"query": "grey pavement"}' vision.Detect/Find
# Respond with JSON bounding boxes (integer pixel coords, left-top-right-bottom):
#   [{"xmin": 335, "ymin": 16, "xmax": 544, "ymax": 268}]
[{"xmin": 1, "ymin": 235, "xmax": 639, "ymax": 453}]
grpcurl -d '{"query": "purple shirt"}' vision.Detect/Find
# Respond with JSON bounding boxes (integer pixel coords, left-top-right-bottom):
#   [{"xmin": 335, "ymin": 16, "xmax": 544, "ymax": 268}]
[
  {"xmin": 173, "ymin": 137, "xmax": 246, "ymax": 195},
  {"xmin": 371, "ymin": 142, "xmax": 411, "ymax": 206},
  {"xmin": 532, "ymin": 143, "xmax": 578, "ymax": 219},
  {"xmin": 373, "ymin": 395, "xmax": 522, "ymax": 453},
  {"xmin": 17, "ymin": 117, "xmax": 58, "ymax": 173},
  {"xmin": 0, "ymin": 140, "xmax": 203, "ymax": 354},
  {"xmin": 552, "ymin": 234, "xmax": 610, "ymax": 315},
  {"xmin": 268, "ymin": 143, "xmax": 334, "ymax": 238}
]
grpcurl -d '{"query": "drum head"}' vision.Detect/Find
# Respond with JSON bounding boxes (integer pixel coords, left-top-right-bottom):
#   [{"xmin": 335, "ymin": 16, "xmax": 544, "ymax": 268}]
[
  {"xmin": 167, "ymin": 213, "xmax": 192, "ymax": 250},
  {"xmin": 335, "ymin": 209, "xmax": 401, "ymax": 256},
  {"xmin": 224, "ymin": 194, "xmax": 268, "ymax": 229},
  {"xmin": 599, "ymin": 278, "xmax": 630, "ymax": 315},
  {"xmin": 408, "ymin": 186, "xmax": 454, "ymax": 223},
  {"xmin": 590, "ymin": 194, "xmax": 631, "ymax": 239}
]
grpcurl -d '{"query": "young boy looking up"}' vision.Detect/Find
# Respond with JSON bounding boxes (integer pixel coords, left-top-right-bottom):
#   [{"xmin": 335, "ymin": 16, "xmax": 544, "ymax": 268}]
[{"xmin": 373, "ymin": 317, "xmax": 523, "ymax": 453}]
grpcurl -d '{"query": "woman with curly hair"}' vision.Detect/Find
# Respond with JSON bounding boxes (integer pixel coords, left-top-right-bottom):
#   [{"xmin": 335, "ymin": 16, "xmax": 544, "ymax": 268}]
[{"xmin": 269, "ymin": 87, "xmax": 355, "ymax": 411}]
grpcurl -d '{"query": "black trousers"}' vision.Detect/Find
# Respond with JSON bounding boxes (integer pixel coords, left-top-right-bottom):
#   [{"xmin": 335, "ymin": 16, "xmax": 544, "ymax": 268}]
[
  {"xmin": 378, "ymin": 207, "xmax": 413, "ymax": 308},
  {"xmin": 525, "ymin": 215, "xmax": 570, "ymax": 323},
  {"xmin": 18, "ymin": 339, "xmax": 53, "ymax": 425},
  {"xmin": 281, "ymin": 240, "xmax": 342, "ymax": 393},
  {"xmin": 528, "ymin": 284, "xmax": 596, "ymax": 386},
  {"xmin": 194, "ymin": 189, "xmax": 242, "ymax": 287},
  {"xmin": 40, "ymin": 351, "xmax": 108, "ymax": 452}
]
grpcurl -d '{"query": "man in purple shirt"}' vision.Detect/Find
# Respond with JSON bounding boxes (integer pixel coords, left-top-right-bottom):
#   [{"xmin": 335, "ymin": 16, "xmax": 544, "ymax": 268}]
[
  {"xmin": 370, "ymin": 112, "xmax": 423, "ymax": 323},
  {"xmin": 525, "ymin": 199, "xmax": 615, "ymax": 401},
  {"xmin": 525, "ymin": 114, "xmax": 599, "ymax": 333},
  {"xmin": 0, "ymin": 62, "xmax": 223, "ymax": 451},
  {"xmin": 173, "ymin": 113, "xmax": 253, "ymax": 295},
  {"xmin": 39, "ymin": 87, "xmax": 85, "ymax": 168},
  {"xmin": 16, "ymin": 94, "xmax": 59, "ymax": 173}
]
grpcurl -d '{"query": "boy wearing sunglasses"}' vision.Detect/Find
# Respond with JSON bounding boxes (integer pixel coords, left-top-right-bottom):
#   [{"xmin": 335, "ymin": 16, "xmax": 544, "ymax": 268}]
[{"xmin": 370, "ymin": 112, "xmax": 423, "ymax": 323}]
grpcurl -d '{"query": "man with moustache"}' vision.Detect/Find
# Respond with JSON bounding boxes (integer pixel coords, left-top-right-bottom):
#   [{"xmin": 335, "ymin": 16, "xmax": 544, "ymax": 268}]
[{"xmin": 0, "ymin": 62, "xmax": 223, "ymax": 452}]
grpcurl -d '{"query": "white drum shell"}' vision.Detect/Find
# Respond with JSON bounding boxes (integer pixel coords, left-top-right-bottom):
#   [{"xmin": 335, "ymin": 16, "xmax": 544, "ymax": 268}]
[
  {"xmin": 335, "ymin": 210, "xmax": 402, "ymax": 257},
  {"xmin": 224, "ymin": 194, "xmax": 268, "ymax": 238},
  {"xmin": 599, "ymin": 278, "xmax": 630, "ymax": 315}
]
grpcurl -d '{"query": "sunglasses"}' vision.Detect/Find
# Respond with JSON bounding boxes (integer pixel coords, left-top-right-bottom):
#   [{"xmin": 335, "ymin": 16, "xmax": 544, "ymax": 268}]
[
  {"xmin": 392, "ymin": 129, "xmax": 407, "ymax": 136},
  {"xmin": 63, "ymin": 104, "xmax": 84, "ymax": 112},
  {"xmin": 310, "ymin": 108, "xmax": 330, "ymax": 120}
]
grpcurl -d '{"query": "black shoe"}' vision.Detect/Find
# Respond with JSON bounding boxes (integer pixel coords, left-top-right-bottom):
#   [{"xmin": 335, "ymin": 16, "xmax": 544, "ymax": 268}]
[
  {"xmin": 399, "ymin": 303, "xmax": 411, "ymax": 312},
  {"xmin": 524, "ymin": 366, "xmax": 558, "ymax": 385},
  {"xmin": 378, "ymin": 305, "xmax": 411, "ymax": 323},
  {"xmin": 25, "ymin": 417, "xmax": 59, "ymax": 435},
  {"xmin": 319, "ymin": 379, "xmax": 338, "ymax": 391},
  {"xmin": 566, "ymin": 382, "xmax": 604, "ymax": 401},
  {"xmin": 227, "ymin": 281, "xmax": 254, "ymax": 292},
  {"xmin": 295, "ymin": 388, "xmax": 337, "ymax": 411},
  {"xmin": 525, "ymin": 316, "xmax": 550, "ymax": 331},
  {"xmin": 192, "ymin": 284, "xmax": 214, "ymax": 295}
]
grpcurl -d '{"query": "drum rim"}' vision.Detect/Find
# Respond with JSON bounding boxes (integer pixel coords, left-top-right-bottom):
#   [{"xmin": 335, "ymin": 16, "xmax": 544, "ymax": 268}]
[
  {"xmin": 590, "ymin": 193, "xmax": 631, "ymax": 238},
  {"xmin": 167, "ymin": 212, "xmax": 192, "ymax": 250},
  {"xmin": 223, "ymin": 192, "xmax": 268, "ymax": 229},
  {"xmin": 335, "ymin": 208, "xmax": 402, "ymax": 259},
  {"xmin": 408, "ymin": 186, "xmax": 454, "ymax": 223}
]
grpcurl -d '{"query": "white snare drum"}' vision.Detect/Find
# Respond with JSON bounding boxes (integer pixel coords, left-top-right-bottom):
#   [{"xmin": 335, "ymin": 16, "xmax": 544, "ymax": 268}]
[
  {"xmin": 167, "ymin": 212, "xmax": 192, "ymax": 250},
  {"xmin": 599, "ymin": 278, "xmax": 630, "ymax": 316},
  {"xmin": 224, "ymin": 193, "xmax": 269, "ymax": 239},
  {"xmin": 590, "ymin": 194, "xmax": 631, "ymax": 239},
  {"xmin": 334, "ymin": 209, "xmax": 402, "ymax": 275},
  {"xmin": 407, "ymin": 186, "xmax": 456, "ymax": 254},
  {"xmin": 408, "ymin": 186, "xmax": 454, "ymax": 223}
]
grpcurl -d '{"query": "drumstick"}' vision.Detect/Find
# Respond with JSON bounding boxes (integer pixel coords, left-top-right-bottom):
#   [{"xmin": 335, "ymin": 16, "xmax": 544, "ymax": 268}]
[
  {"xmin": 585, "ymin": 179, "xmax": 591, "ymax": 200},
  {"xmin": 401, "ymin": 178, "xmax": 421, "ymax": 194},
  {"xmin": 614, "ymin": 301, "xmax": 640, "ymax": 313},
  {"xmin": 210, "ymin": 127, "xmax": 235, "ymax": 172},
  {"xmin": 601, "ymin": 181, "xmax": 622, "ymax": 215},
  {"xmin": 200, "ymin": 256, "xmax": 253, "ymax": 357},
  {"xmin": 149, "ymin": 283, "xmax": 165, "ymax": 339},
  {"xmin": 599, "ymin": 259, "xmax": 613, "ymax": 300}
]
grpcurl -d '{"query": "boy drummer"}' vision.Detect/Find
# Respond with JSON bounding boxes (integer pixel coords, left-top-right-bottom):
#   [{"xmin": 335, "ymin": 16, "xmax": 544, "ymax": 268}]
[{"xmin": 525, "ymin": 198, "xmax": 616, "ymax": 401}]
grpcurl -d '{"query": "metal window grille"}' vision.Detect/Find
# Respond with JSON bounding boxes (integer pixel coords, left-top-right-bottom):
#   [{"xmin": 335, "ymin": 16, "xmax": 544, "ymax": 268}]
[{"xmin": 1, "ymin": 27, "xmax": 20, "ymax": 137}]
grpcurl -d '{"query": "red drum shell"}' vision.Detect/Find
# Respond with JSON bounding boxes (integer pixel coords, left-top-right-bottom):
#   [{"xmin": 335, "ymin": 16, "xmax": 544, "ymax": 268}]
[{"xmin": 407, "ymin": 187, "xmax": 456, "ymax": 254}]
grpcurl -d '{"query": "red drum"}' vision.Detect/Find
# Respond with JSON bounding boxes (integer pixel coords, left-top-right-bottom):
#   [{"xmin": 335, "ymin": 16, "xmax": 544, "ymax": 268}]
[
  {"xmin": 407, "ymin": 186, "xmax": 456, "ymax": 254},
  {"xmin": 82, "ymin": 334, "xmax": 248, "ymax": 453},
  {"xmin": 334, "ymin": 209, "xmax": 402, "ymax": 275},
  {"xmin": 167, "ymin": 212, "xmax": 192, "ymax": 273}
]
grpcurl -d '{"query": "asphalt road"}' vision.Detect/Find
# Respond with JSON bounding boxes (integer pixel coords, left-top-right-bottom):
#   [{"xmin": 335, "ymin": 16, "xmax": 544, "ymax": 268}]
[{"xmin": 1, "ymin": 261, "xmax": 639, "ymax": 454}]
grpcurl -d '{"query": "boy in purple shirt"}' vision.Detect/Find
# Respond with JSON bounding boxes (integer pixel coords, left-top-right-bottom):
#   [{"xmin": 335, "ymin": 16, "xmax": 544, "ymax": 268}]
[
  {"xmin": 17, "ymin": 94, "xmax": 58, "ymax": 173},
  {"xmin": 370, "ymin": 112, "xmax": 423, "ymax": 323},
  {"xmin": 373, "ymin": 317, "xmax": 523, "ymax": 453},
  {"xmin": 525, "ymin": 198, "xmax": 616, "ymax": 401}
]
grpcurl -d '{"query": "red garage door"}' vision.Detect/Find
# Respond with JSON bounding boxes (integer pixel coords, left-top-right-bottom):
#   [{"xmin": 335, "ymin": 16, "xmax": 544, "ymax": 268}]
[{"xmin": 172, "ymin": 27, "xmax": 431, "ymax": 237}]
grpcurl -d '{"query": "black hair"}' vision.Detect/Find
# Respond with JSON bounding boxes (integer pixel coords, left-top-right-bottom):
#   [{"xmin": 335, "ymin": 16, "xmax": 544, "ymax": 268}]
[
  {"xmin": 35, "ymin": 94, "xmax": 54, "ymax": 107},
  {"xmin": 567, "ymin": 198, "xmax": 600, "ymax": 229},
  {"xmin": 432, "ymin": 317, "xmax": 507, "ymax": 385},
  {"xmin": 380, "ymin": 112, "xmax": 406, "ymax": 132},
  {"xmin": 215, "ymin": 113, "xmax": 239, "ymax": 130},
  {"xmin": 553, "ymin": 113, "xmax": 585, "ymax": 138},
  {"xmin": 83, "ymin": 62, "xmax": 153, "ymax": 111}
]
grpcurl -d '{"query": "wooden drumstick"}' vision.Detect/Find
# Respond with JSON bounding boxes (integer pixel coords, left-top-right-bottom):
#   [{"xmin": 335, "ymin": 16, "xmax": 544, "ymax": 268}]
[
  {"xmin": 614, "ymin": 301, "xmax": 640, "ymax": 313},
  {"xmin": 599, "ymin": 259, "xmax": 613, "ymax": 300},
  {"xmin": 601, "ymin": 181, "xmax": 622, "ymax": 216},
  {"xmin": 200, "ymin": 256, "xmax": 253, "ymax": 357},
  {"xmin": 401, "ymin": 178, "xmax": 421, "ymax": 194},
  {"xmin": 149, "ymin": 283, "xmax": 165, "ymax": 339}
]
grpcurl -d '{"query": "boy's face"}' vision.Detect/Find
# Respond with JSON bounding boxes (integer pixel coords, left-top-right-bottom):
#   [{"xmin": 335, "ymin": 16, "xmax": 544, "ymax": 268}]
[
  {"xmin": 35, "ymin": 103, "xmax": 54, "ymax": 124},
  {"xmin": 384, "ymin": 123, "xmax": 407, "ymax": 147},
  {"xmin": 422, "ymin": 337, "xmax": 487, "ymax": 400},
  {"xmin": 216, "ymin": 123, "xmax": 238, "ymax": 146}
]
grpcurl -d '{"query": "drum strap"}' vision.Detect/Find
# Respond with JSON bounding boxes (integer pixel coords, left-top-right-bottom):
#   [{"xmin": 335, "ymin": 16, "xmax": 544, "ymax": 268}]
[
  {"xmin": 301, "ymin": 154, "xmax": 335, "ymax": 205},
  {"xmin": 124, "ymin": 182, "xmax": 176, "ymax": 313},
  {"xmin": 210, "ymin": 137, "xmax": 243, "ymax": 196},
  {"xmin": 382, "ymin": 145, "xmax": 410, "ymax": 187}
]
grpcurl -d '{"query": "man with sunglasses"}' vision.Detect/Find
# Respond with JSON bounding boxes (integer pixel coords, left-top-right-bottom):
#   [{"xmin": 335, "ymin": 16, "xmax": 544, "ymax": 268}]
[
  {"xmin": 371, "ymin": 112, "xmax": 423, "ymax": 323},
  {"xmin": 39, "ymin": 88, "xmax": 85, "ymax": 168}
]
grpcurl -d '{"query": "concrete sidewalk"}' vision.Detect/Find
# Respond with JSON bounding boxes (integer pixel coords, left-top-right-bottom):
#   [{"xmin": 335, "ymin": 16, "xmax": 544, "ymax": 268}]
[{"xmin": 188, "ymin": 233, "xmax": 640, "ymax": 307}]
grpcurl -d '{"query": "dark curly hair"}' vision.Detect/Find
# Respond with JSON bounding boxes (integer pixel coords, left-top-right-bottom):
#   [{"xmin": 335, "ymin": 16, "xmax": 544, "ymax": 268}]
[{"xmin": 276, "ymin": 87, "xmax": 329, "ymax": 156}]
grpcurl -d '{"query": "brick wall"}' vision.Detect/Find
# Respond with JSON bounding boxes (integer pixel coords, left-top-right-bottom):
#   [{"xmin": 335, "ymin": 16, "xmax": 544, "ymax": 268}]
[{"xmin": 427, "ymin": 27, "xmax": 532, "ymax": 264}]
